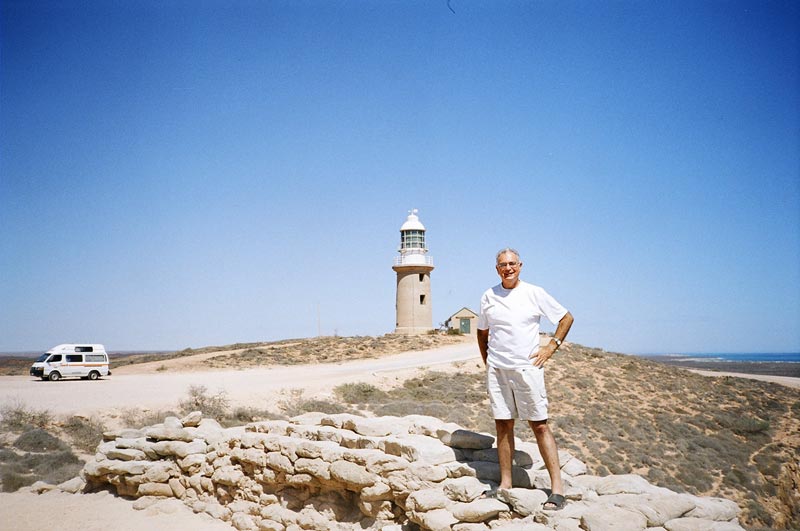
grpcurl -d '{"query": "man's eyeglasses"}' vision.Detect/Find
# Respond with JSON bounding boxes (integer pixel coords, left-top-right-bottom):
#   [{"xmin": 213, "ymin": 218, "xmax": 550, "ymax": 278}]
[{"xmin": 497, "ymin": 261, "xmax": 519, "ymax": 268}]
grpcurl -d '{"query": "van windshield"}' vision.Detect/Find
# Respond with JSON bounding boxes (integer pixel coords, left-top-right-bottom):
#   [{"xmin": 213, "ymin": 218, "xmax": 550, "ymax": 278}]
[{"xmin": 35, "ymin": 354, "xmax": 49, "ymax": 362}]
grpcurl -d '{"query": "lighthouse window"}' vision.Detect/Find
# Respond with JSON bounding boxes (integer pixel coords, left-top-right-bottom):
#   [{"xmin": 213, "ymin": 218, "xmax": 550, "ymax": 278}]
[
  {"xmin": 402, "ymin": 230, "xmax": 425, "ymax": 249},
  {"xmin": 419, "ymin": 274, "xmax": 424, "ymax": 282},
  {"xmin": 420, "ymin": 294, "xmax": 426, "ymax": 305}
]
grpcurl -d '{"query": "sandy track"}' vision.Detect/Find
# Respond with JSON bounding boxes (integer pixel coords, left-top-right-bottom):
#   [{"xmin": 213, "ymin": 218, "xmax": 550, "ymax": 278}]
[
  {"xmin": 687, "ymin": 369, "xmax": 800, "ymax": 389},
  {"xmin": 0, "ymin": 343, "xmax": 479, "ymax": 417}
]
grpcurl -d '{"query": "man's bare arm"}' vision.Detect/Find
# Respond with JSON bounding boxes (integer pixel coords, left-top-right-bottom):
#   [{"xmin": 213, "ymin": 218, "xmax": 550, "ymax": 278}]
[
  {"xmin": 531, "ymin": 311, "xmax": 574, "ymax": 368},
  {"xmin": 477, "ymin": 328, "xmax": 489, "ymax": 366}
]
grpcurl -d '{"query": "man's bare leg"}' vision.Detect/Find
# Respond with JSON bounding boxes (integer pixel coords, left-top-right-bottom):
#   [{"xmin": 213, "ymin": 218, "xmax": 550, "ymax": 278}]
[
  {"xmin": 529, "ymin": 420, "xmax": 563, "ymax": 496},
  {"xmin": 495, "ymin": 419, "xmax": 515, "ymax": 490}
]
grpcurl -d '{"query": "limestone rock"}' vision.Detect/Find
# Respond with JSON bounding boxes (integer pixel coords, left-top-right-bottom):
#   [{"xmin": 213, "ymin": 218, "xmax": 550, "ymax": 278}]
[
  {"xmin": 79, "ymin": 413, "xmax": 749, "ymax": 531},
  {"xmin": 180, "ymin": 410, "xmax": 203, "ymax": 427},
  {"xmin": 498, "ymin": 487, "xmax": 548, "ymax": 516},
  {"xmin": 152, "ymin": 440, "xmax": 207, "ymax": 458},
  {"xmin": 561, "ymin": 457, "xmax": 588, "ymax": 476},
  {"xmin": 602, "ymin": 493, "xmax": 696, "ymax": 527},
  {"xmin": 205, "ymin": 501, "xmax": 232, "ymax": 520},
  {"xmin": 232, "ymin": 512, "xmax": 258, "ymax": 531},
  {"xmin": 409, "ymin": 462, "xmax": 448, "ymax": 483},
  {"xmin": 212, "ymin": 465, "xmax": 245, "ymax": 486},
  {"xmin": 57, "ymin": 476, "xmax": 86, "ymax": 494},
  {"xmin": 257, "ymin": 520, "xmax": 285, "ymax": 531},
  {"xmin": 356, "ymin": 482, "xmax": 390, "ymax": 502},
  {"xmin": 595, "ymin": 474, "xmax": 659, "ymax": 495},
  {"xmin": 453, "ymin": 523, "xmax": 490, "ymax": 531},
  {"xmin": 471, "ymin": 448, "xmax": 535, "ymax": 467},
  {"xmin": 442, "ymin": 476, "xmax": 489, "ymax": 502},
  {"xmin": 28, "ymin": 481, "xmax": 55, "ymax": 494},
  {"xmin": 440, "ymin": 429, "xmax": 495, "ymax": 450},
  {"xmin": 137, "ymin": 482, "xmax": 174, "ymax": 497},
  {"xmin": 294, "ymin": 457, "xmax": 331, "ymax": 480},
  {"xmin": 663, "ymin": 518, "xmax": 745, "ymax": 531},
  {"xmin": 169, "ymin": 477, "xmax": 186, "ymax": 498},
  {"xmin": 102, "ymin": 428, "xmax": 145, "ymax": 441},
  {"xmin": 265, "ymin": 451, "xmax": 294, "ymax": 473},
  {"xmin": 581, "ymin": 505, "xmax": 648, "ymax": 530},
  {"xmin": 145, "ymin": 426, "xmax": 196, "ymax": 442},
  {"xmin": 416, "ymin": 508, "xmax": 459, "ymax": 531},
  {"xmin": 163, "ymin": 416, "xmax": 183, "ymax": 429},
  {"xmin": 683, "ymin": 495, "xmax": 740, "ymax": 521},
  {"xmin": 383, "ymin": 434, "xmax": 459, "ymax": 464},
  {"xmin": 451, "ymin": 498, "xmax": 509, "ymax": 522},
  {"xmin": 407, "ymin": 488, "xmax": 451, "ymax": 512},
  {"xmin": 106, "ymin": 447, "xmax": 147, "ymax": 461},
  {"xmin": 329, "ymin": 460, "xmax": 376, "ymax": 488},
  {"xmin": 343, "ymin": 416, "xmax": 402, "ymax": 437}
]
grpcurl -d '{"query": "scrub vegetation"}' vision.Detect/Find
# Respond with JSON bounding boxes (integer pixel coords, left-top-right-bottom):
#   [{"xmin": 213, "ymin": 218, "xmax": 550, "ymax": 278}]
[
  {"xmin": 0, "ymin": 402, "xmax": 102, "ymax": 492},
  {"xmin": 1, "ymin": 339, "xmax": 797, "ymax": 529}
]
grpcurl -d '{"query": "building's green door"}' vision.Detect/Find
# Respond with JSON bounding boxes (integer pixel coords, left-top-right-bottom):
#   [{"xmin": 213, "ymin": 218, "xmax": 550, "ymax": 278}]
[{"xmin": 460, "ymin": 318, "xmax": 470, "ymax": 334}]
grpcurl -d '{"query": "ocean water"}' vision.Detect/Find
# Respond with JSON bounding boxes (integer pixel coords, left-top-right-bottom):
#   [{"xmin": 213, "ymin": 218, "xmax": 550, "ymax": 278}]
[{"xmin": 643, "ymin": 353, "xmax": 800, "ymax": 363}]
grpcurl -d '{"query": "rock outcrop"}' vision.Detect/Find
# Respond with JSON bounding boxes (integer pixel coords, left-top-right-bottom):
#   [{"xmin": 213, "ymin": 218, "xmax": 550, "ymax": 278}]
[{"xmin": 76, "ymin": 412, "xmax": 744, "ymax": 531}]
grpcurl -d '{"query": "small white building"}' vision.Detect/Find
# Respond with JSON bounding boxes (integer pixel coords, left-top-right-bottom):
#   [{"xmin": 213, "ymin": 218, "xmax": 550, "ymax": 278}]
[{"xmin": 445, "ymin": 307, "xmax": 478, "ymax": 335}]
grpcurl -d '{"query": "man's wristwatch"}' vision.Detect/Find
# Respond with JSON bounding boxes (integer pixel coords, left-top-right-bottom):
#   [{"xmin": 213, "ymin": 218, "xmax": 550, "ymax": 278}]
[{"xmin": 552, "ymin": 337, "xmax": 562, "ymax": 348}]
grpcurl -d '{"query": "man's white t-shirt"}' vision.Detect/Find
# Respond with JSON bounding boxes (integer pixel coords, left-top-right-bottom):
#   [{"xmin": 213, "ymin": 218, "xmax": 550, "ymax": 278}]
[{"xmin": 477, "ymin": 280, "xmax": 568, "ymax": 370}]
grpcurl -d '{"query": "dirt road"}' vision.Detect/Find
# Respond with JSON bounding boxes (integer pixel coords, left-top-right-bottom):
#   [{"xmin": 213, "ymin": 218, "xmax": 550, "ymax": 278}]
[{"xmin": 0, "ymin": 343, "xmax": 480, "ymax": 417}]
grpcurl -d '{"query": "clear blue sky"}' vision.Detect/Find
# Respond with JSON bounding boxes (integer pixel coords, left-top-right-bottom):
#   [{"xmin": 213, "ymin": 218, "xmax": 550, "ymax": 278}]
[{"xmin": 2, "ymin": 0, "xmax": 798, "ymax": 354}]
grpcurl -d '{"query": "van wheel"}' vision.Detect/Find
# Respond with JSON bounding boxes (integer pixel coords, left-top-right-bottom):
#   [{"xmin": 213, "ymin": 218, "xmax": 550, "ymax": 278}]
[
  {"xmin": 49, "ymin": 372, "xmax": 61, "ymax": 382},
  {"xmin": 88, "ymin": 371, "xmax": 100, "ymax": 381}
]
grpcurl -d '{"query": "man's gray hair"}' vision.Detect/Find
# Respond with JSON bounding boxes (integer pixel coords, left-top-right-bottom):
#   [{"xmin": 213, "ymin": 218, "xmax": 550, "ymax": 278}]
[{"xmin": 496, "ymin": 247, "xmax": 521, "ymax": 262}]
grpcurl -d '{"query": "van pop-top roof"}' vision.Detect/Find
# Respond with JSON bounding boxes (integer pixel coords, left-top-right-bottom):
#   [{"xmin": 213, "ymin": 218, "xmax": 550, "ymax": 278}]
[{"xmin": 47, "ymin": 344, "xmax": 106, "ymax": 353}]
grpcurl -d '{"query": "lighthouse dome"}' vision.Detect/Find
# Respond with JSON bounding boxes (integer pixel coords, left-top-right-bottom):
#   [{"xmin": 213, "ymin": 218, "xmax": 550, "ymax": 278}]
[{"xmin": 400, "ymin": 209, "xmax": 426, "ymax": 231}]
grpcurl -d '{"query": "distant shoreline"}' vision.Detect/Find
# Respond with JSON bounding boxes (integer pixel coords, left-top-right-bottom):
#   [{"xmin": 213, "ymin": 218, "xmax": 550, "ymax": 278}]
[{"xmin": 637, "ymin": 356, "xmax": 800, "ymax": 378}]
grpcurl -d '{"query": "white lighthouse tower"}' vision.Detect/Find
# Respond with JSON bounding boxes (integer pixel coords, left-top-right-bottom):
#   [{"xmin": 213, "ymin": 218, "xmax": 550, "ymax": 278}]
[{"xmin": 393, "ymin": 209, "xmax": 434, "ymax": 335}]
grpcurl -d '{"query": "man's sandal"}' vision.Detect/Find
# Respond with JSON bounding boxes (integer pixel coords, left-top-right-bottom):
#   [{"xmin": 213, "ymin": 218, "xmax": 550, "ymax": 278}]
[
  {"xmin": 480, "ymin": 487, "xmax": 500, "ymax": 499},
  {"xmin": 543, "ymin": 493, "xmax": 566, "ymax": 510}
]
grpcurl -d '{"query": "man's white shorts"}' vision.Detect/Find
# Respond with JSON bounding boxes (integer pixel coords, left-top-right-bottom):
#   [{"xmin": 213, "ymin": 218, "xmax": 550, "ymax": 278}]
[{"xmin": 486, "ymin": 365, "xmax": 548, "ymax": 421}]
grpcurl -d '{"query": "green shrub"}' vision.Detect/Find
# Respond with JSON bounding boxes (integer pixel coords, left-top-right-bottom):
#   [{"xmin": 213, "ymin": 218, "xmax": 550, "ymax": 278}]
[
  {"xmin": 0, "ymin": 449, "xmax": 82, "ymax": 492},
  {"xmin": 224, "ymin": 406, "xmax": 279, "ymax": 426},
  {"xmin": 299, "ymin": 400, "xmax": 350, "ymax": 414},
  {"xmin": 334, "ymin": 382, "xmax": 387, "ymax": 404},
  {"xmin": 13, "ymin": 429, "xmax": 67, "ymax": 453},
  {"xmin": 1, "ymin": 470, "xmax": 34, "ymax": 492}
]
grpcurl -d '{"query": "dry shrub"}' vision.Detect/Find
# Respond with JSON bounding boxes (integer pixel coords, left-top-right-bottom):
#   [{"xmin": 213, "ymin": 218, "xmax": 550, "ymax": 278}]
[
  {"xmin": 60, "ymin": 416, "xmax": 106, "ymax": 453},
  {"xmin": 334, "ymin": 383, "xmax": 387, "ymax": 404},
  {"xmin": 179, "ymin": 385, "xmax": 230, "ymax": 420},
  {"xmin": 0, "ymin": 401, "xmax": 53, "ymax": 431},
  {"xmin": 119, "ymin": 407, "xmax": 178, "ymax": 429}
]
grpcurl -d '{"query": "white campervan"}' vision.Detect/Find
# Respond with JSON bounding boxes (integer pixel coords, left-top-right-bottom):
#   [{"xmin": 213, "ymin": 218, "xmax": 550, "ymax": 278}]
[{"xmin": 30, "ymin": 344, "xmax": 110, "ymax": 381}]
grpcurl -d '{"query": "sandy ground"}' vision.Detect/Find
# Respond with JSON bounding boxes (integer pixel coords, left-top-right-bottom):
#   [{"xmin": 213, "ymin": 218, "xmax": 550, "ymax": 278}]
[
  {"xmin": 2, "ymin": 343, "xmax": 798, "ymax": 531},
  {"xmin": 0, "ymin": 489, "xmax": 238, "ymax": 530},
  {"xmin": 0, "ymin": 343, "xmax": 480, "ymax": 419},
  {"xmin": 1, "ymin": 343, "xmax": 481, "ymax": 531},
  {"xmin": 687, "ymin": 369, "xmax": 800, "ymax": 389}
]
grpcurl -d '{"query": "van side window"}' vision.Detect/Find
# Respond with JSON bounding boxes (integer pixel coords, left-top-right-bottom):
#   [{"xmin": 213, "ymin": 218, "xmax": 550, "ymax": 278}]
[
  {"xmin": 49, "ymin": 354, "xmax": 62, "ymax": 363},
  {"xmin": 75, "ymin": 346, "xmax": 94, "ymax": 352},
  {"xmin": 66, "ymin": 354, "xmax": 82, "ymax": 363},
  {"xmin": 86, "ymin": 354, "xmax": 106, "ymax": 362}
]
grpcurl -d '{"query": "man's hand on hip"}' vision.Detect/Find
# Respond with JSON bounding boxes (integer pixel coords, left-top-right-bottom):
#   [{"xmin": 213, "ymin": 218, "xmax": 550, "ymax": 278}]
[{"xmin": 530, "ymin": 343, "xmax": 557, "ymax": 368}]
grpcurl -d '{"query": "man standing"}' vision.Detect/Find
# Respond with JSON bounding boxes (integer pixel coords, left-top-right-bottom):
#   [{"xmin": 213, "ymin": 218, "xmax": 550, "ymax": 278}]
[{"xmin": 477, "ymin": 248, "xmax": 574, "ymax": 510}]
